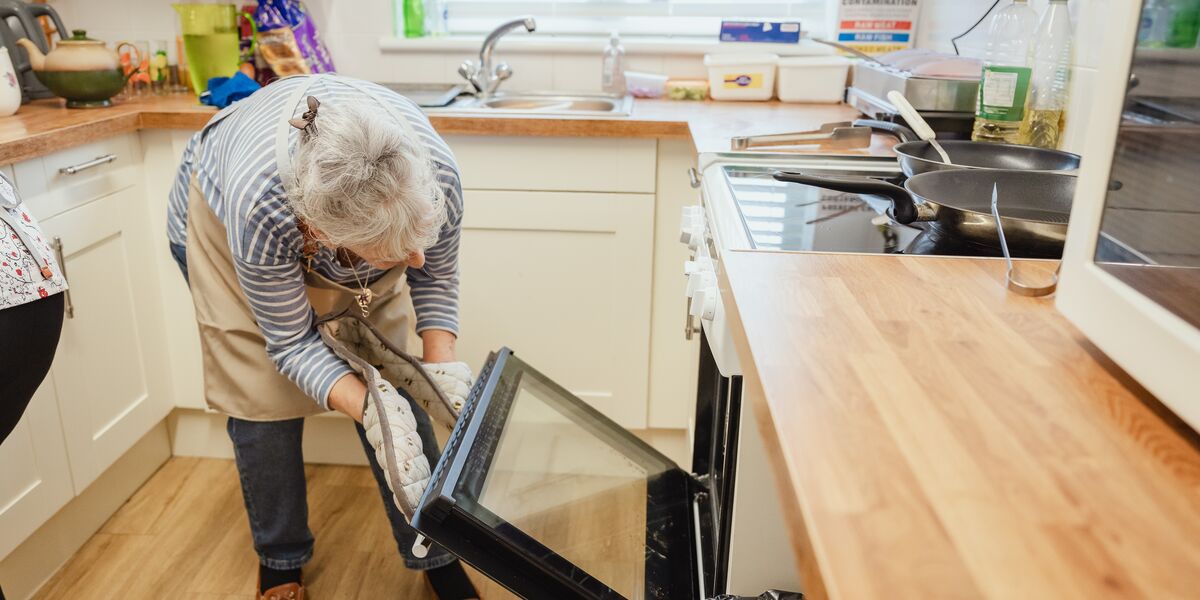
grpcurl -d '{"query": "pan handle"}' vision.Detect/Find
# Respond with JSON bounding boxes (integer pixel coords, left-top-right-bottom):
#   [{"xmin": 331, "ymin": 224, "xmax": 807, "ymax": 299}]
[
  {"xmin": 772, "ymin": 171, "xmax": 918, "ymax": 224},
  {"xmin": 852, "ymin": 119, "xmax": 918, "ymax": 143}
]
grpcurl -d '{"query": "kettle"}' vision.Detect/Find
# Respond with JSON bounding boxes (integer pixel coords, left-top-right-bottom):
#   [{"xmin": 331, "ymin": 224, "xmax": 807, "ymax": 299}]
[
  {"xmin": 0, "ymin": 0, "xmax": 68, "ymax": 102},
  {"xmin": 16, "ymin": 30, "xmax": 140, "ymax": 108}
]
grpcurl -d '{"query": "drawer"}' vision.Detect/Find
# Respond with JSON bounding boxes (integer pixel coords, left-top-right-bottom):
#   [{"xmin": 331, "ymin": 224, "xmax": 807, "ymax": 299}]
[
  {"xmin": 446, "ymin": 135, "xmax": 657, "ymax": 193},
  {"xmin": 11, "ymin": 134, "xmax": 141, "ymax": 220}
]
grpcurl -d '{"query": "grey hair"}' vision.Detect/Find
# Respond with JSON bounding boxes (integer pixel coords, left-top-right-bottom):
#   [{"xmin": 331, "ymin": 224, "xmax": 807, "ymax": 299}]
[{"xmin": 289, "ymin": 100, "xmax": 445, "ymax": 260}]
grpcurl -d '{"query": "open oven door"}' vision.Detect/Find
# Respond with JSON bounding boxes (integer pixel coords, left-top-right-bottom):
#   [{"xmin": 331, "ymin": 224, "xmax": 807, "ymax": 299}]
[{"xmin": 412, "ymin": 348, "xmax": 711, "ymax": 600}]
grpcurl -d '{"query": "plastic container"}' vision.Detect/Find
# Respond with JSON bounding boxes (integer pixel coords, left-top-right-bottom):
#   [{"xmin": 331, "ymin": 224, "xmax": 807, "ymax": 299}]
[
  {"xmin": 704, "ymin": 53, "xmax": 778, "ymax": 101},
  {"xmin": 666, "ymin": 79, "xmax": 708, "ymax": 101},
  {"xmin": 775, "ymin": 55, "xmax": 850, "ymax": 102},
  {"xmin": 625, "ymin": 71, "xmax": 668, "ymax": 98}
]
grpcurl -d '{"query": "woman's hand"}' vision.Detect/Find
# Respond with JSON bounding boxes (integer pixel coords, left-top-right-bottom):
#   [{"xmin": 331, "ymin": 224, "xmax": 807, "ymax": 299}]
[
  {"xmin": 328, "ymin": 373, "xmax": 368, "ymax": 423},
  {"xmin": 420, "ymin": 329, "xmax": 457, "ymax": 364}
]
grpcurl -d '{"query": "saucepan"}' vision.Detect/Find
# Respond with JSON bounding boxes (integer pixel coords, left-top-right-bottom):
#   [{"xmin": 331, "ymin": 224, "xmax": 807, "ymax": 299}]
[
  {"xmin": 773, "ymin": 169, "xmax": 1075, "ymax": 254},
  {"xmin": 853, "ymin": 119, "xmax": 1083, "ymax": 178}
]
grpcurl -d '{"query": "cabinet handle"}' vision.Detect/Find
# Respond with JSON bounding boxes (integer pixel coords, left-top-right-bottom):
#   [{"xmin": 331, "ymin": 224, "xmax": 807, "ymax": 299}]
[
  {"xmin": 59, "ymin": 153, "xmax": 117, "ymax": 175},
  {"xmin": 687, "ymin": 167, "xmax": 702, "ymax": 189},
  {"xmin": 51, "ymin": 237, "xmax": 73, "ymax": 319}
]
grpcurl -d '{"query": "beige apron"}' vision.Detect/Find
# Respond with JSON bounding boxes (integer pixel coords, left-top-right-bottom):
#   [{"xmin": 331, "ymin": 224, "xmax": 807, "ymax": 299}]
[{"xmin": 186, "ymin": 74, "xmax": 418, "ymax": 421}]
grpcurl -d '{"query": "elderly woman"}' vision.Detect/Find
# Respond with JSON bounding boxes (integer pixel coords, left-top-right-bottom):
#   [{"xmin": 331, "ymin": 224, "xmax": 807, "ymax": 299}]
[{"xmin": 166, "ymin": 74, "xmax": 477, "ymax": 600}]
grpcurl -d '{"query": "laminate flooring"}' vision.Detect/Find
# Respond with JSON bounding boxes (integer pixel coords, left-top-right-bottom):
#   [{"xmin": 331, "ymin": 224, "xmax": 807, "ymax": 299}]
[{"xmin": 31, "ymin": 457, "xmax": 517, "ymax": 600}]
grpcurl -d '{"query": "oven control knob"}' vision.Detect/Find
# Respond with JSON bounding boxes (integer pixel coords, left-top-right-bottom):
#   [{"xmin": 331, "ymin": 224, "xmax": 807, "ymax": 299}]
[
  {"xmin": 679, "ymin": 206, "xmax": 702, "ymax": 244},
  {"xmin": 689, "ymin": 284, "xmax": 717, "ymax": 321},
  {"xmin": 686, "ymin": 270, "xmax": 714, "ymax": 298}
]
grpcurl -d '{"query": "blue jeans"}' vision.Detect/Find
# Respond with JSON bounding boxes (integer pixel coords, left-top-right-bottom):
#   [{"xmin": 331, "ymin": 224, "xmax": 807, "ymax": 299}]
[{"xmin": 169, "ymin": 242, "xmax": 454, "ymax": 571}]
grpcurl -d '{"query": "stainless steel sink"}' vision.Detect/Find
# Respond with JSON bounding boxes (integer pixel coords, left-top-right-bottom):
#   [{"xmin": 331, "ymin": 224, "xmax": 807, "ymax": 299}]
[{"xmin": 432, "ymin": 92, "xmax": 633, "ymax": 117}]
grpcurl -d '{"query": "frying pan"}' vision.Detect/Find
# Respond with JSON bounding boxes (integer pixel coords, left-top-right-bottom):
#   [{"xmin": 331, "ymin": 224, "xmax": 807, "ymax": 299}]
[
  {"xmin": 853, "ymin": 119, "xmax": 1082, "ymax": 177},
  {"xmin": 773, "ymin": 169, "xmax": 1075, "ymax": 253}
]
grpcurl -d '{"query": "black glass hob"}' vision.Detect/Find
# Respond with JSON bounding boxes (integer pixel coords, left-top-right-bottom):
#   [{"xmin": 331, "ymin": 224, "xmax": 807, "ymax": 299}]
[{"xmin": 725, "ymin": 165, "xmax": 1057, "ymax": 258}]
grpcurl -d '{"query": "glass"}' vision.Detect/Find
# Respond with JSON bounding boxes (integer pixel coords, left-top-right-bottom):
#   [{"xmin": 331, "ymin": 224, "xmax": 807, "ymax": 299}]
[
  {"xmin": 1095, "ymin": 3, "xmax": 1200, "ymax": 328},
  {"xmin": 423, "ymin": 351, "xmax": 696, "ymax": 599},
  {"xmin": 148, "ymin": 40, "xmax": 169, "ymax": 95},
  {"xmin": 725, "ymin": 165, "xmax": 922, "ymax": 254},
  {"xmin": 476, "ymin": 374, "xmax": 649, "ymax": 597}
]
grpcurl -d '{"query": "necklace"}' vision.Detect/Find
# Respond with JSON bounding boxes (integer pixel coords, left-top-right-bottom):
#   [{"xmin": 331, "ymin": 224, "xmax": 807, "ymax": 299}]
[{"xmin": 347, "ymin": 251, "xmax": 374, "ymax": 318}]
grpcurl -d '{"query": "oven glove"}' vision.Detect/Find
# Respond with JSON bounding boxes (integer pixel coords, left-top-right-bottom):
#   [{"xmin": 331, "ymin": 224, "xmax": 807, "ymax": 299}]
[
  {"xmin": 316, "ymin": 310, "xmax": 462, "ymax": 432},
  {"xmin": 318, "ymin": 321, "xmax": 430, "ymax": 520}
]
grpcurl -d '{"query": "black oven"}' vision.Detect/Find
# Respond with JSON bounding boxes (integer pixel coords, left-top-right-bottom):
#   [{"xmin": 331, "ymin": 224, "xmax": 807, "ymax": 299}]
[{"xmin": 408, "ymin": 346, "xmax": 753, "ymax": 600}]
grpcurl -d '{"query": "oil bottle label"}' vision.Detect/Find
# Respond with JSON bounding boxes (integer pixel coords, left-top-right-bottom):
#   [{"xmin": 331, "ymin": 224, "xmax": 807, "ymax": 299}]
[{"xmin": 977, "ymin": 66, "xmax": 1032, "ymax": 122}]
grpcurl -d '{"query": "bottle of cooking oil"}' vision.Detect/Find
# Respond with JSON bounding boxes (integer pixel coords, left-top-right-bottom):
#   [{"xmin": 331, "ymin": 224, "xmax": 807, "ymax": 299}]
[
  {"xmin": 1019, "ymin": 0, "xmax": 1074, "ymax": 149},
  {"xmin": 971, "ymin": 0, "xmax": 1038, "ymax": 143}
]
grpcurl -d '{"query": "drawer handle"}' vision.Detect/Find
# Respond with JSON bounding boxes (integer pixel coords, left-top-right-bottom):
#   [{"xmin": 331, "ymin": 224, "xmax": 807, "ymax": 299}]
[
  {"xmin": 688, "ymin": 167, "xmax": 702, "ymax": 189},
  {"xmin": 51, "ymin": 237, "xmax": 73, "ymax": 319},
  {"xmin": 59, "ymin": 153, "xmax": 117, "ymax": 175}
]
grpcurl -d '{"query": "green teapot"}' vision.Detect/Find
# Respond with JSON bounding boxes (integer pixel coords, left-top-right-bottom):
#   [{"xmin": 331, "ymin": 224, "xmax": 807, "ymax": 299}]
[{"xmin": 16, "ymin": 30, "xmax": 140, "ymax": 108}]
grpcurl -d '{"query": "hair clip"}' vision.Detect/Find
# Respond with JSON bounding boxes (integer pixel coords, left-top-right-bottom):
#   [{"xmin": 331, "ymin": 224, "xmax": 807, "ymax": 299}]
[{"xmin": 288, "ymin": 96, "xmax": 321, "ymax": 138}]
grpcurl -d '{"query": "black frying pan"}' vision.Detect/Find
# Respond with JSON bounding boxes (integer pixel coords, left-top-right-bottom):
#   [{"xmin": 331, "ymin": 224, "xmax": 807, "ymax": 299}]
[
  {"xmin": 852, "ymin": 119, "xmax": 1082, "ymax": 178},
  {"xmin": 773, "ymin": 169, "xmax": 1074, "ymax": 254}
]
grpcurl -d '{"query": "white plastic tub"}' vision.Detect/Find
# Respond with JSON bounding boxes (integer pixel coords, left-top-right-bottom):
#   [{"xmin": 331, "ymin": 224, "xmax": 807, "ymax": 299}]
[
  {"xmin": 704, "ymin": 53, "xmax": 779, "ymax": 101},
  {"xmin": 776, "ymin": 55, "xmax": 851, "ymax": 103}
]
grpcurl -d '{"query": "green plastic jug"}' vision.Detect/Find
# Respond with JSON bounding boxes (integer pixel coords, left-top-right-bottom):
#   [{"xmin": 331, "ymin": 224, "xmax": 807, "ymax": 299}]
[{"xmin": 173, "ymin": 3, "xmax": 242, "ymax": 93}]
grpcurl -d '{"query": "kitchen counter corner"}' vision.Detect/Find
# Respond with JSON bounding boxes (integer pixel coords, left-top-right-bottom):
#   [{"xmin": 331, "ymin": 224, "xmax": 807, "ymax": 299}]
[{"xmin": 717, "ymin": 250, "xmax": 1200, "ymax": 600}]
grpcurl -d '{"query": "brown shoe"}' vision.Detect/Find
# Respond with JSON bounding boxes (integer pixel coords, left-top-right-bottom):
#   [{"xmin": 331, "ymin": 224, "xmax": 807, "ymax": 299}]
[{"xmin": 260, "ymin": 582, "xmax": 304, "ymax": 600}]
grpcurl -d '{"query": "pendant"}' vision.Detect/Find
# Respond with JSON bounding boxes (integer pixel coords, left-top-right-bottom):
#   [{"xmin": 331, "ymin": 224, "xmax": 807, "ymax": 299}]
[{"xmin": 356, "ymin": 288, "xmax": 374, "ymax": 318}]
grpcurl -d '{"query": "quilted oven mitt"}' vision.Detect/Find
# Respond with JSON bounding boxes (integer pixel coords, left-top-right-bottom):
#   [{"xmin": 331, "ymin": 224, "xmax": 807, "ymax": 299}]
[
  {"xmin": 318, "ymin": 318, "xmax": 432, "ymax": 519},
  {"xmin": 320, "ymin": 314, "xmax": 464, "ymax": 431}
]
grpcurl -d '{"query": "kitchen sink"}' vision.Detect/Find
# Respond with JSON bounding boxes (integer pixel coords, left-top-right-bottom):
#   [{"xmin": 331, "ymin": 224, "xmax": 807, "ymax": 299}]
[{"xmin": 433, "ymin": 92, "xmax": 633, "ymax": 117}]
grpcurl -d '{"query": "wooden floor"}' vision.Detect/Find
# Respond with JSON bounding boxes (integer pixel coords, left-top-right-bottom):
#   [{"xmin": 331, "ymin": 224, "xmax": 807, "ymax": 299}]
[{"xmin": 32, "ymin": 457, "xmax": 516, "ymax": 600}]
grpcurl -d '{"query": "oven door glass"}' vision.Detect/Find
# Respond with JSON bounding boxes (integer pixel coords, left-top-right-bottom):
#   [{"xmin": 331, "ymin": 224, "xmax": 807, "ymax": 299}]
[{"xmin": 413, "ymin": 349, "xmax": 701, "ymax": 600}]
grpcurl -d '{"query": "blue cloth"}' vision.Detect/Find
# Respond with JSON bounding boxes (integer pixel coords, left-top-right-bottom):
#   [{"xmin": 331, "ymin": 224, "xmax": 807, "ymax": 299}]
[{"xmin": 199, "ymin": 72, "xmax": 261, "ymax": 109}]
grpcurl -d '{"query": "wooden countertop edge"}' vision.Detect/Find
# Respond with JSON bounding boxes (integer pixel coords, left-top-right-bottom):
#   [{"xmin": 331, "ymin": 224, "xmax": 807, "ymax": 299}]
[
  {"xmin": 3, "ymin": 111, "xmax": 143, "ymax": 165},
  {"xmin": 715, "ymin": 252, "xmax": 837, "ymax": 600}
]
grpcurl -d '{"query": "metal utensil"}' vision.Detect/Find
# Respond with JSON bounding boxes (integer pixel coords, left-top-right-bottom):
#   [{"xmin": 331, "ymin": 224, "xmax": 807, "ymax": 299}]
[
  {"xmin": 731, "ymin": 122, "xmax": 872, "ymax": 151},
  {"xmin": 887, "ymin": 90, "xmax": 952, "ymax": 165},
  {"xmin": 990, "ymin": 184, "xmax": 1059, "ymax": 296}
]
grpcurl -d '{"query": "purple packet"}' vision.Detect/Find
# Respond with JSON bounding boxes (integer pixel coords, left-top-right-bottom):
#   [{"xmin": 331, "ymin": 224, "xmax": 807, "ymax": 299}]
[{"xmin": 257, "ymin": 0, "xmax": 336, "ymax": 73}]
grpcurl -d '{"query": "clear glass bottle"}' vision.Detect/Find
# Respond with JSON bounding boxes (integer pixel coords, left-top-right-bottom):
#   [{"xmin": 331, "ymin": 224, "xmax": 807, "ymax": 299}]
[
  {"xmin": 424, "ymin": 0, "xmax": 447, "ymax": 36},
  {"xmin": 971, "ymin": 0, "xmax": 1039, "ymax": 144},
  {"xmin": 601, "ymin": 32, "xmax": 626, "ymax": 95},
  {"xmin": 1019, "ymin": 0, "xmax": 1074, "ymax": 149},
  {"xmin": 1139, "ymin": 0, "xmax": 1172, "ymax": 47}
]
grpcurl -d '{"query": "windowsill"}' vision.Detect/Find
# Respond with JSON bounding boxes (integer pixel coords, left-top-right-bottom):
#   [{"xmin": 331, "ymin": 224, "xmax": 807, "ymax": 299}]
[{"xmin": 378, "ymin": 35, "xmax": 832, "ymax": 57}]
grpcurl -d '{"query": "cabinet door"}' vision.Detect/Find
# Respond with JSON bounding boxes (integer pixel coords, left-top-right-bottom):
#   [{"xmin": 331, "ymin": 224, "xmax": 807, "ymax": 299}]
[
  {"xmin": 0, "ymin": 380, "xmax": 73, "ymax": 560},
  {"xmin": 456, "ymin": 190, "xmax": 654, "ymax": 428},
  {"xmin": 38, "ymin": 186, "xmax": 172, "ymax": 491}
]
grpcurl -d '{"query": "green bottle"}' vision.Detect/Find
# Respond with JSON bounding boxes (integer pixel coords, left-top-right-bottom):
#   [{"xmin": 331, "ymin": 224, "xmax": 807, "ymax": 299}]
[{"xmin": 403, "ymin": 0, "xmax": 425, "ymax": 38}]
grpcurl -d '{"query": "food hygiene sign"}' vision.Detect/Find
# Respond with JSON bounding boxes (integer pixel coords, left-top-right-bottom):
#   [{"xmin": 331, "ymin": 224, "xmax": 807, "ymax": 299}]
[{"xmin": 829, "ymin": 0, "xmax": 920, "ymax": 55}]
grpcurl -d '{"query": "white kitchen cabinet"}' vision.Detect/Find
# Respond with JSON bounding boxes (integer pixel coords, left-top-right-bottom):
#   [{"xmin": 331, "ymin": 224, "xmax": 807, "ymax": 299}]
[
  {"xmin": 0, "ymin": 381, "xmax": 74, "ymax": 560},
  {"xmin": 37, "ymin": 185, "xmax": 174, "ymax": 492},
  {"xmin": 456, "ymin": 189, "xmax": 655, "ymax": 428}
]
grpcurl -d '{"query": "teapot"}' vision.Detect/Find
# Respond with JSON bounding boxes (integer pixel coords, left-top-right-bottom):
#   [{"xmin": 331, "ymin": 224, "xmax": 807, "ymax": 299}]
[{"xmin": 16, "ymin": 30, "xmax": 140, "ymax": 108}]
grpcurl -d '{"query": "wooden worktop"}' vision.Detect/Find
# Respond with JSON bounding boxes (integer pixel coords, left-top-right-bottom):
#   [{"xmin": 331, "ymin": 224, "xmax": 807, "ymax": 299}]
[
  {"xmin": 0, "ymin": 93, "xmax": 895, "ymax": 164},
  {"xmin": 718, "ymin": 250, "xmax": 1200, "ymax": 599}
]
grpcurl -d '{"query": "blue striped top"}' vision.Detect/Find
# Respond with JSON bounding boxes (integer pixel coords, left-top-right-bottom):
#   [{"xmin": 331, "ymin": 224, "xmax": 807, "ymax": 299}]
[{"xmin": 166, "ymin": 75, "xmax": 462, "ymax": 408}]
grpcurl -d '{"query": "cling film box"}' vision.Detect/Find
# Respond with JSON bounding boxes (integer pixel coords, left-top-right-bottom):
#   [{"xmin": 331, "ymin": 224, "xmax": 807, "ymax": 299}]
[{"xmin": 827, "ymin": 0, "xmax": 920, "ymax": 56}]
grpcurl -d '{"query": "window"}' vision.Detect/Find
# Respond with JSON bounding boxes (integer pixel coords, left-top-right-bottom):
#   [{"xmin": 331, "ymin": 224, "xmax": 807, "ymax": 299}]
[{"xmin": 442, "ymin": 1, "xmax": 826, "ymax": 38}]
